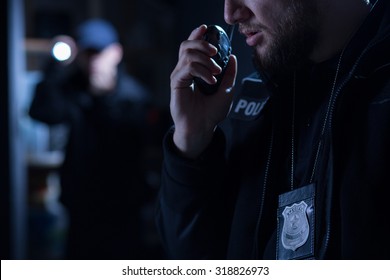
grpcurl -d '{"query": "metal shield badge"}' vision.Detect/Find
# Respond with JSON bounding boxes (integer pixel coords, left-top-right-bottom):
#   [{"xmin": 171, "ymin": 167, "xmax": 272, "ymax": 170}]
[{"xmin": 281, "ymin": 201, "xmax": 309, "ymax": 251}]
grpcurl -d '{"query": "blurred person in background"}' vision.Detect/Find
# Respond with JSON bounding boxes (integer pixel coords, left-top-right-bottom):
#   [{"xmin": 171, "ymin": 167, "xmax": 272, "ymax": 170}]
[{"xmin": 29, "ymin": 18, "xmax": 152, "ymax": 259}]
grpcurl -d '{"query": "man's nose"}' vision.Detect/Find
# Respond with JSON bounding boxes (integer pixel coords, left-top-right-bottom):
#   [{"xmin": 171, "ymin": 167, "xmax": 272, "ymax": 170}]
[{"xmin": 224, "ymin": 0, "xmax": 248, "ymax": 25}]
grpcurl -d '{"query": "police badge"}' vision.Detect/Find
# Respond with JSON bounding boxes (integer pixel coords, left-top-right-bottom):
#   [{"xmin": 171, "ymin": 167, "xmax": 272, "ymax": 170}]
[
  {"xmin": 277, "ymin": 183, "xmax": 315, "ymax": 259},
  {"xmin": 281, "ymin": 201, "xmax": 309, "ymax": 251}
]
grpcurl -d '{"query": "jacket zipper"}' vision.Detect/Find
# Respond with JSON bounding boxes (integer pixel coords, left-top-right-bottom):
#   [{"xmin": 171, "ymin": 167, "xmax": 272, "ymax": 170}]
[{"xmin": 252, "ymin": 124, "xmax": 274, "ymax": 259}]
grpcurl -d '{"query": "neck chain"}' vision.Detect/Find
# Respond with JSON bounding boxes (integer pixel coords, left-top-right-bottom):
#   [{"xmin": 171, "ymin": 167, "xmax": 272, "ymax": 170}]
[{"xmin": 290, "ymin": 50, "xmax": 345, "ymax": 190}]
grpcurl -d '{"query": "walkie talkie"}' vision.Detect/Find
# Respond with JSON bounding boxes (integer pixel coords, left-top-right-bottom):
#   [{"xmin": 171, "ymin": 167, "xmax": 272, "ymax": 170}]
[{"xmin": 194, "ymin": 25, "xmax": 233, "ymax": 95}]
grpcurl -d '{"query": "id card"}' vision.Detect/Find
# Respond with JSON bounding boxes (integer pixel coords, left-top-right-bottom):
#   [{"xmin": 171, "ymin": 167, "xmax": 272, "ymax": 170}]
[{"xmin": 277, "ymin": 183, "xmax": 315, "ymax": 260}]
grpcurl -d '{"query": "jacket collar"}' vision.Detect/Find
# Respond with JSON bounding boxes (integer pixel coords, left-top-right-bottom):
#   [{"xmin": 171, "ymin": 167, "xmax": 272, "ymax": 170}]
[{"xmin": 341, "ymin": 0, "xmax": 390, "ymax": 78}]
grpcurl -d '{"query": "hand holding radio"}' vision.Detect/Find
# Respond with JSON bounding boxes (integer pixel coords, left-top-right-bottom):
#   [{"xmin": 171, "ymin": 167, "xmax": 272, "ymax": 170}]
[
  {"xmin": 193, "ymin": 25, "xmax": 233, "ymax": 94},
  {"xmin": 170, "ymin": 24, "xmax": 237, "ymax": 158}
]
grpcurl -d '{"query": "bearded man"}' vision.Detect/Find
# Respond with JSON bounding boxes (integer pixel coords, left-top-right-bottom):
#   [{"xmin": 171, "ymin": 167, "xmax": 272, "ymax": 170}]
[{"xmin": 156, "ymin": 0, "xmax": 390, "ymax": 259}]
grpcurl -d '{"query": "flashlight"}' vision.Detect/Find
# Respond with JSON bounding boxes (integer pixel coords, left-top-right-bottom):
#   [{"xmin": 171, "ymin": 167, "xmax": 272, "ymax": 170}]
[{"xmin": 50, "ymin": 35, "xmax": 77, "ymax": 64}]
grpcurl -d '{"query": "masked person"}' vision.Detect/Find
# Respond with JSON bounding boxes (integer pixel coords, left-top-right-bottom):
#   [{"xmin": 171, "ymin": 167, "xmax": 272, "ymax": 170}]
[
  {"xmin": 30, "ymin": 19, "xmax": 151, "ymax": 259},
  {"xmin": 156, "ymin": 0, "xmax": 390, "ymax": 259}
]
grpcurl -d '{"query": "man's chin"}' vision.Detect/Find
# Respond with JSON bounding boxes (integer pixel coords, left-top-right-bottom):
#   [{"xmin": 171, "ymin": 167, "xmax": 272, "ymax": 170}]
[{"xmin": 252, "ymin": 47, "xmax": 278, "ymax": 76}]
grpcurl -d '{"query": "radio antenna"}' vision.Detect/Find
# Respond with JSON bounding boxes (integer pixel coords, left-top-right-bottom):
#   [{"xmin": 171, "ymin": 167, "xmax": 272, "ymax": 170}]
[{"xmin": 227, "ymin": 24, "xmax": 235, "ymax": 42}]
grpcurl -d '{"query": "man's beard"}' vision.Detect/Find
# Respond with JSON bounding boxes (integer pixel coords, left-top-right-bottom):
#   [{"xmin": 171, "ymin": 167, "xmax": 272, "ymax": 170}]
[{"xmin": 252, "ymin": 1, "xmax": 319, "ymax": 79}]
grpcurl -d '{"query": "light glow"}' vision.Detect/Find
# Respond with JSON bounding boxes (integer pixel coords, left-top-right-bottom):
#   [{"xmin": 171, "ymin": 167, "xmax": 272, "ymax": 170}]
[{"xmin": 52, "ymin": 41, "xmax": 72, "ymax": 61}]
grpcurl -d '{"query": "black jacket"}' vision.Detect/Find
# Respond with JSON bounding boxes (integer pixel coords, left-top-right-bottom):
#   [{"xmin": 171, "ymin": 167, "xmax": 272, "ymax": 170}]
[
  {"xmin": 156, "ymin": 0, "xmax": 390, "ymax": 260},
  {"xmin": 29, "ymin": 59, "xmax": 151, "ymax": 259},
  {"xmin": 30, "ymin": 61, "xmax": 150, "ymax": 208}
]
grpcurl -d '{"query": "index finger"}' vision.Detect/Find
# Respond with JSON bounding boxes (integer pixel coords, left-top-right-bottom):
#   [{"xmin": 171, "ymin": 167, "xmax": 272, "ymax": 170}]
[{"xmin": 188, "ymin": 24, "xmax": 208, "ymax": 40}]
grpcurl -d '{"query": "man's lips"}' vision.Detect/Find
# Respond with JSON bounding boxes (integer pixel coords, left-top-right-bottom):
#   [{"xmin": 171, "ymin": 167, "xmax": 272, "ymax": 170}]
[
  {"xmin": 239, "ymin": 24, "xmax": 266, "ymax": 47},
  {"xmin": 241, "ymin": 30, "xmax": 264, "ymax": 47}
]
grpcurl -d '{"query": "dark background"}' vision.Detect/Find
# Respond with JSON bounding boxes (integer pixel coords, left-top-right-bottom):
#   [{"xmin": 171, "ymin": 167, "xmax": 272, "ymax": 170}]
[{"xmin": 1, "ymin": 0, "xmax": 253, "ymax": 260}]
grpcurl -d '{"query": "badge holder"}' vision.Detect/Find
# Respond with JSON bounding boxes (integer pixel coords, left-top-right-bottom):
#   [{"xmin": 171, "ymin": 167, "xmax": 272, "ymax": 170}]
[{"xmin": 277, "ymin": 183, "xmax": 315, "ymax": 260}]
